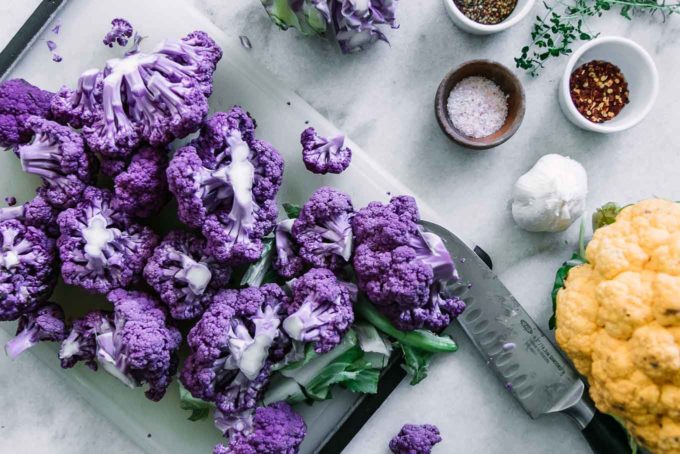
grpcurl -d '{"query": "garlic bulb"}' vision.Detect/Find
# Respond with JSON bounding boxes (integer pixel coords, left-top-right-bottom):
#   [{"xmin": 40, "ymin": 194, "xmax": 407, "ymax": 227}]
[{"xmin": 511, "ymin": 154, "xmax": 588, "ymax": 233}]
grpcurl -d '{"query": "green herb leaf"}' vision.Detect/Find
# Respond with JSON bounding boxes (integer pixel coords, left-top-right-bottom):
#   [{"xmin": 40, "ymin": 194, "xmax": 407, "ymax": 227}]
[
  {"xmin": 592, "ymin": 202, "xmax": 622, "ymax": 231},
  {"xmin": 179, "ymin": 383, "xmax": 213, "ymax": 422},
  {"xmin": 399, "ymin": 343, "xmax": 435, "ymax": 385},
  {"xmin": 550, "ymin": 222, "xmax": 587, "ymax": 330},
  {"xmin": 240, "ymin": 238, "xmax": 277, "ymax": 287},
  {"xmin": 282, "ymin": 202, "xmax": 302, "ymax": 219}
]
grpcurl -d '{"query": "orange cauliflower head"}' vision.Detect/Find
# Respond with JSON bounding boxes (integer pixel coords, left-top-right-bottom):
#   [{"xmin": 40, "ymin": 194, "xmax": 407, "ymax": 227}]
[{"xmin": 557, "ymin": 199, "xmax": 680, "ymax": 453}]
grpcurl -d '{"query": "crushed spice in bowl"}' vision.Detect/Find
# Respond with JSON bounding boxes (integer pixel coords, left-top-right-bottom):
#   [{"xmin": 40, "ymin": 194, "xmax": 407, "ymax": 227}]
[
  {"xmin": 569, "ymin": 60, "xmax": 629, "ymax": 123},
  {"xmin": 453, "ymin": 0, "xmax": 518, "ymax": 24}
]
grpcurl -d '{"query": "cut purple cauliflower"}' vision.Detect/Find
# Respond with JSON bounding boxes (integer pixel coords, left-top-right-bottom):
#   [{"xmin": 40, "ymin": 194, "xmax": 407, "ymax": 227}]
[
  {"xmin": 334, "ymin": 0, "xmax": 399, "ymax": 54},
  {"xmin": 0, "ymin": 219, "xmax": 57, "ymax": 321},
  {"xmin": 59, "ymin": 289, "xmax": 181, "ymax": 401},
  {"xmin": 273, "ymin": 219, "xmax": 306, "ymax": 279},
  {"xmin": 167, "ymin": 107, "xmax": 284, "ymax": 265},
  {"xmin": 57, "ymin": 186, "xmax": 159, "ymax": 294},
  {"xmin": 103, "ymin": 18, "xmax": 133, "ymax": 48},
  {"xmin": 292, "ymin": 187, "xmax": 353, "ymax": 271},
  {"xmin": 82, "ymin": 31, "xmax": 221, "ymax": 158},
  {"xmin": 18, "ymin": 116, "xmax": 97, "ymax": 208},
  {"xmin": 0, "ymin": 195, "xmax": 59, "ymax": 237},
  {"xmin": 301, "ymin": 127, "xmax": 351, "ymax": 175},
  {"xmin": 352, "ymin": 196, "xmax": 465, "ymax": 332},
  {"xmin": 213, "ymin": 402, "xmax": 307, "ymax": 454},
  {"xmin": 51, "ymin": 68, "xmax": 103, "ymax": 129},
  {"xmin": 389, "ymin": 423, "xmax": 442, "ymax": 454},
  {"xmin": 111, "ymin": 146, "xmax": 169, "ymax": 218},
  {"xmin": 283, "ymin": 268, "xmax": 354, "ymax": 353},
  {"xmin": 5, "ymin": 302, "xmax": 65, "ymax": 359},
  {"xmin": 144, "ymin": 230, "xmax": 232, "ymax": 320},
  {"xmin": 0, "ymin": 79, "xmax": 54, "ymax": 149},
  {"xmin": 180, "ymin": 284, "xmax": 290, "ymax": 414}
]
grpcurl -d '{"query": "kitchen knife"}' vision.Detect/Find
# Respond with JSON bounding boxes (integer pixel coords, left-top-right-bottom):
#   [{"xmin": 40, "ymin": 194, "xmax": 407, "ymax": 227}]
[{"xmin": 420, "ymin": 220, "xmax": 632, "ymax": 454}]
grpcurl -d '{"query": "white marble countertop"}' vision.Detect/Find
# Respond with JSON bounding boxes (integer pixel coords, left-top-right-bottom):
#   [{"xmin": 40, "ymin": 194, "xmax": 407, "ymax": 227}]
[{"xmin": 2, "ymin": 0, "xmax": 680, "ymax": 453}]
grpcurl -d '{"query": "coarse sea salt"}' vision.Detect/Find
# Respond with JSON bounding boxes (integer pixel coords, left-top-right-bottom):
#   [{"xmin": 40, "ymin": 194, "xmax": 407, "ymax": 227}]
[{"xmin": 447, "ymin": 76, "xmax": 508, "ymax": 139}]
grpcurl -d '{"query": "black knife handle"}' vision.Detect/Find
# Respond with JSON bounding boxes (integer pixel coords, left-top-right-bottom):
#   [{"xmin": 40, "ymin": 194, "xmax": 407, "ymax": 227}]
[{"xmin": 582, "ymin": 411, "xmax": 631, "ymax": 454}]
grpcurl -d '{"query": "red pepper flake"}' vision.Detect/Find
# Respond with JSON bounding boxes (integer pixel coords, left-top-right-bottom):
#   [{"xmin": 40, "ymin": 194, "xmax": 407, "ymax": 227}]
[{"xmin": 569, "ymin": 60, "xmax": 629, "ymax": 124}]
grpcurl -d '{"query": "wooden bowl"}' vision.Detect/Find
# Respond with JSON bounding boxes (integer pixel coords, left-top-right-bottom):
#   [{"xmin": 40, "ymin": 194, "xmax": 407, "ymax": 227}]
[{"xmin": 435, "ymin": 60, "xmax": 525, "ymax": 150}]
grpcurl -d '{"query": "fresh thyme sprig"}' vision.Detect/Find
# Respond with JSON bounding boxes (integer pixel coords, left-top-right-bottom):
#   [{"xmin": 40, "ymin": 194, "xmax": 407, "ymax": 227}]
[{"xmin": 516, "ymin": 0, "xmax": 680, "ymax": 76}]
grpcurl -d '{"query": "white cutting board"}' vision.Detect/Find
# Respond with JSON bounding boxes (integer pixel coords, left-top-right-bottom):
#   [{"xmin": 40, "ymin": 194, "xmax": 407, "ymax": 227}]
[{"xmin": 0, "ymin": 0, "xmax": 448, "ymax": 452}]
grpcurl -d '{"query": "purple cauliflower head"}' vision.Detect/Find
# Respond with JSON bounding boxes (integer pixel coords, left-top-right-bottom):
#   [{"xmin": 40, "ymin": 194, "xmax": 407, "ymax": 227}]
[
  {"xmin": 0, "ymin": 194, "xmax": 60, "ymax": 237},
  {"xmin": 389, "ymin": 423, "xmax": 442, "ymax": 454},
  {"xmin": 292, "ymin": 187, "xmax": 354, "ymax": 271},
  {"xmin": 83, "ymin": 31, "xmax": 221, "ymax": 158},
  {"xmin": 180, "ymin": 284, "xmax": 290, "ymax": 414},
  {"xmin": 273, "ymin": 219, "xmax": 306, "ymax": 279},
  {"xmin": 111, "ymin": 146, "xmax": 169, "ymax": 218},
  {"xmin": 0, "ymin": 220, "xmax": 57, "ymax": 321},
  {"xmin": 283, "ymin": 268, "xmax": 354, "ymax": 353},
  {"xmin": 334, "ymin": 0, "xmax": 399, "ymax": 54},
  {"xmin": 5, "ymin": 302, "xmax": 66, "ymax": 359},
  {"xmin": 17, "ymin": 116, "xmax": 97, "ymax": 208},
  {"xmin": 0, "ymin": 79, "xmax": 54, "ymax": 149},
  {"xmin": 57, "ymin": 186, "xmax": 159, "ymax": 294},
  {"xmin": 167, "ymin": 107, "xmax": 284, "ymax": 265},
  {"xmin": 103, "ymin": 18, "xmax": 133, "ymax": 48},
  {"xmin": 301, "ymin": 127, "xmax": 351, "ymax": 175},
  {"xmin": 51, "ymin": 68, "xmax": 103, "ymax": 129},
  {"xmin": 214, "ymin": 402, "xmax": 307, "ymax": 454},
  {"xmin": 144, "ymin": 230, "xmax": 232, "ymax": 320},
  {"xmin": 352, "ymin": 196, "xmax": 464, "ymax": 332},
  {"xmin": 60, "ymin": 290, "xmax": 182, "ymax": 401}
]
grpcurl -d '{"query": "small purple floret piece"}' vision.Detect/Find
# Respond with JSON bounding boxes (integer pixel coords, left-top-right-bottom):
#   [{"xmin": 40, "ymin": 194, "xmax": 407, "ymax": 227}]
[
  {"xmin": 301, "ymin": 127, "xmax": 351, "ymax": 175},
  {"xmin": 389, "ymin": 423, "xmax": 442, "ymax": 454},
  {"xmin": 103, "ymin": 18, "xmax": 133, "ymax": 48},
  {"xmin": 5, "ymin": 302, "xmax": 65, "ymax": 359}
]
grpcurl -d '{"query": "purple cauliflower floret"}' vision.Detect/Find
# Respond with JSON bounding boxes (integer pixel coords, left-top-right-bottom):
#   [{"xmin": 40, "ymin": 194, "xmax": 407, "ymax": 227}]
[
  {"xmin": 167, "ymin": 108, "xmax": 284, "ymax": 265},
  {"xmin": 334, "ymin": 0, "xmax": 399, "ymax": 54},
  {"xmin": 143, "ymin": 230, "xmax": 232, "ymax": 320},
  {"xmin": 0, "ymin": 195, "xmax": 60, "ymax": 237},
  {"xmin": 0, "ymin": 79, "xmax": 54, "ymax": 149},
  {"xmin": 57, "ymin": 187, "xmax": 159, "ymax": 294},
  {"xmin": 214, "ymin": 402, "xmax": 307, "ymax": 454},
  {"xmin": 18, "ymin": 116, "xmax": 97, "ymax": 208},
  {"xmin": 180, "ymin": 284, "xmax": 290, "ymax": 414},
  {"xmin": 389, "ymin": 423, "xmax": 442, "ymax": 454},
  {"xmin": 103, "ymin": 18, "xmax": 133, "ymax": 48},
  {"xmin": 83, "ymin": 31, "xmax": 221, "ymax": 158},
  {"xmin": 60, "ymin": 290, "xmax": 181, "ymax": 401},
  {"xmin": 301, "ymin": 127, "xmax": 351, "ymax": 175},
  {"xmin": 283, "ymin": 268, "xmax": 353, "ymax": 353},
  {"xmin": 111, "ymin": 146, "xmax": 169, "ymax": 218},
  {"xmin": 5, "ymin": 302, "xmax": 66, "ymax": 359},
  {"xmin": 273, "ymin": 219, "xmax": 306, "ymax": 279},
  {"xmin": 51, "ymin": 68, "xmax": 103, "ymax": 129},
  {"xmin": 292, "ymin": 187, "xmax": 353, "ymax": 271},
  {"xmin": 59, "ymin": 310, "xmax": 111, "ymax": 370},
  {"xmin": 0, "ymin": 220, "xmax": 57, "ymax": 321},
  {"xmin": 154, "ymin": 31, "xmax": 223, "ymax": 96},
  {"xmin": 352, "ymin": 196, "xmax": 465, "ymax": 332}
]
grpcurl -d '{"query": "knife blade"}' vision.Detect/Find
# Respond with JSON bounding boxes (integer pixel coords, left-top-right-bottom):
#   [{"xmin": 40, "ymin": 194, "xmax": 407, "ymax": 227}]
[{"xmin": 420, "ymin": 220, "xmax": 634, "ymax": 453}]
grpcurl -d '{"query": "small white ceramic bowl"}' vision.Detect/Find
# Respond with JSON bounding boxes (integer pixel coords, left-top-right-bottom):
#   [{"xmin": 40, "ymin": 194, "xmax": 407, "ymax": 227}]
[
  {"xmin": 559, "ymin": 36, "xmax": 659, "ymax": 133},
  {"xmin": 443, "ymin": 0, "xmax": 536, "ymax": 35}
]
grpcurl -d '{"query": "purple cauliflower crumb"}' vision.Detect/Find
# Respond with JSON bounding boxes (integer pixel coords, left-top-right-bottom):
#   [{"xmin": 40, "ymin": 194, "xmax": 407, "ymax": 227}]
[
  {"xmin": 301, "ymin": 127, "xmax": 351, "ymax": 175},
  {"xmin": 352, "ymin": 196, "xmax": 465, "ymax": 332},
  {"xmin": 144, "ymin": 230, "xmax": 231, "ymax": 320},
  {"xmin": 52, "ymin": 54, "xmax": 63, "ymax": 63},
  {"xmin": 180, "ymin": 284, "xmax": 290, "ymax": 414},
  {"xmin": 59, "ymin": 289, "xmax": 181, "ymax": 401},
  {"xmin": 292, "ymin": 187, "xmax": 353, "ymax": 271},
  {"xmin": 283, "ymin": 268, "xmax": 354, "ymax": 353},
  {"xmin": 0, "ymin": 219, "xmax": 57, "ymax": 321},
  {"xmin": 57, "ymin": 187, "xmax": 159, "ymax": 294},
  {"xmin": 103, "ymin": 18, "xmax": 133, "ymax": 48},
  {"xmin": 273, "ymin": 219, "xmax": 306, "ymax": 279},
  {"xmin": 0, "ymin": 79, "xmax": 54, "ymax": 149},
  {"xmin": 51, "ymin": 68, "xmax": 103, "ymax": 129},
  {"xmin": 111, "ymin": 146, "xmax": 169, "ymax": 218},
  {"xmin": 5, "ymin": 302, "xmax": 66, "ymax": 359},
  {"xmin": 18, "ymin": 116, "xmax": 97, "ymax": 209},
  {"xmin": 4, "ymin": 197, "xmax": 16, "ymax": 206},
  {"xmin": 167, "ymin": 107, "xmax": 284, "ymax": 265},
  {"xmin": 214, "ymin": 402, "xmax": 307, "ymax": 454},
  {"xmin": 389, "ymin": 423, "xmax": 442, "ymax": 454}
]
